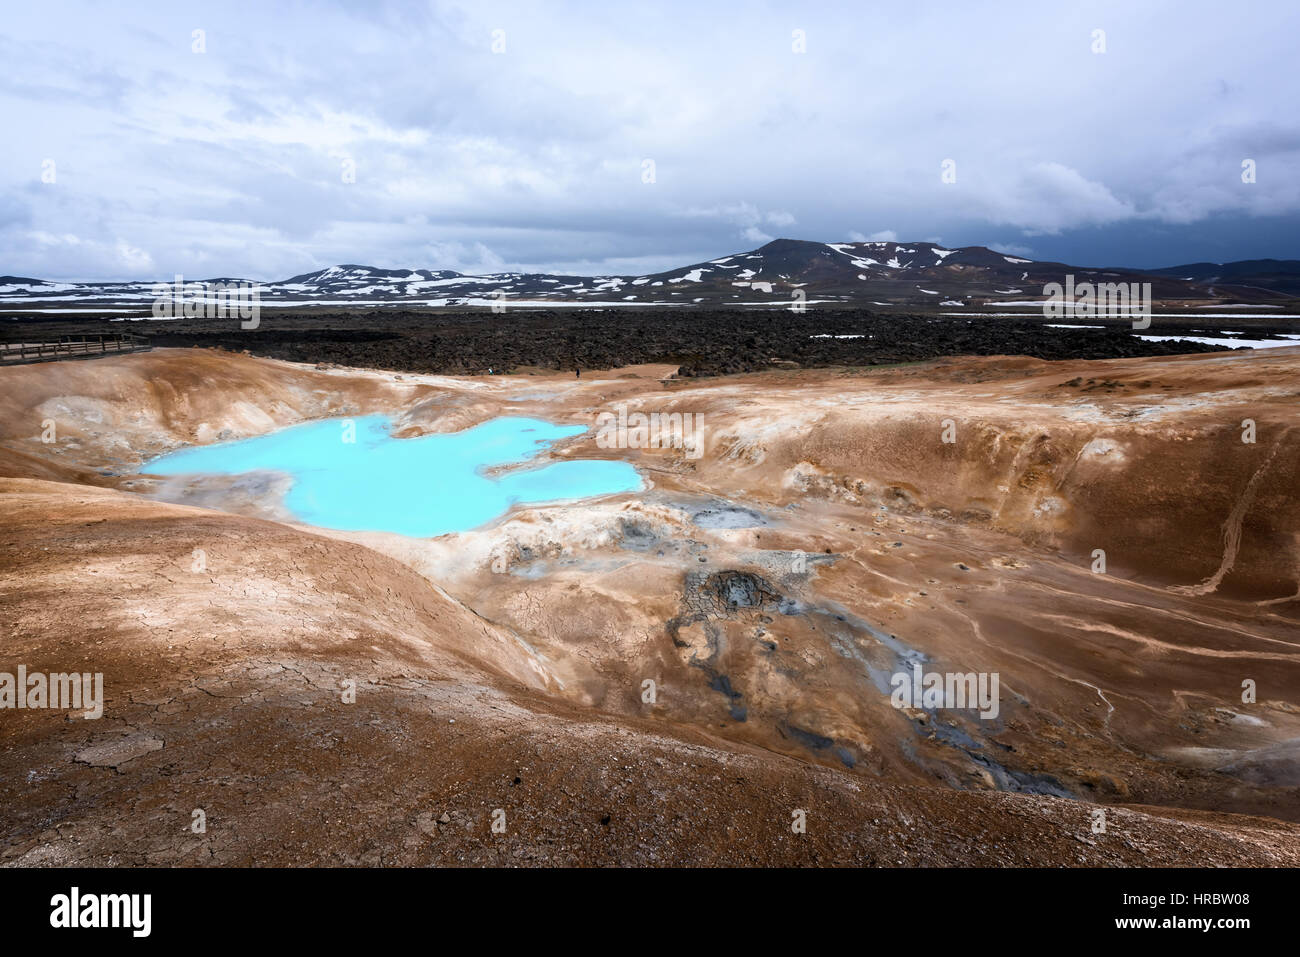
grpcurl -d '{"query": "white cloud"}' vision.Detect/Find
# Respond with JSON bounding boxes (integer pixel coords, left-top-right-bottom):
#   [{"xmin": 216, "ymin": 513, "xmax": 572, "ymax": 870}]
[
  {"xmin": 113, "ymin": 239, "xmax": 154, "ymax": 272},
  {"xmin": 0, "ymin": 0, "xmax": 1297, "ymax": 278},
  {"xmin": 987, "ymin": 241, "xmax": 1035, "ymax": 258}
]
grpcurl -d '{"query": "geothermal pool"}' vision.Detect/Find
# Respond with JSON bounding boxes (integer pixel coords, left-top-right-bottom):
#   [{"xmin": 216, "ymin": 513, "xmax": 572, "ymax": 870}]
[{"xmin": 143, "ymin": 414, "xmax": 642, "ymax": 536}]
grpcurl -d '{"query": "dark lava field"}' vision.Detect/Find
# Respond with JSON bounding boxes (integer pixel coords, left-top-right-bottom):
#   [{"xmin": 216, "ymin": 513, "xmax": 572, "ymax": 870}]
[{"xmin": 0, "ymin": 308, "xmax": 1246, "ymax": 376}]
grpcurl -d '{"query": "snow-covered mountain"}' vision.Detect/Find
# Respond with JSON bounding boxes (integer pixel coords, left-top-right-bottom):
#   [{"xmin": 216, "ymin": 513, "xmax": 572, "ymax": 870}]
[{"xmin": 0, "ymin": 239, "xmax": 1284, "ymax": 310}]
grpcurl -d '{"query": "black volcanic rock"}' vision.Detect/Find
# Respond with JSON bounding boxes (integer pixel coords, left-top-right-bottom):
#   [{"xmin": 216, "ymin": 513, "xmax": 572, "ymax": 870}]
[{"xmin": 0, "ymin": 309, "xmax": 1233, "ymax": 379}]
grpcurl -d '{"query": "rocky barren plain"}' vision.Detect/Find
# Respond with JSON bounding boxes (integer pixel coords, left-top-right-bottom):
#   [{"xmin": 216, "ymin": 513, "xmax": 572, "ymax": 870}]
[
  {"xmin": 0, "ymin": 308, "xmax": 1254, "ymax": 377},
  {"xmin": 1, "ymin": 332, "xmax": 1299, "ymax": 866}
]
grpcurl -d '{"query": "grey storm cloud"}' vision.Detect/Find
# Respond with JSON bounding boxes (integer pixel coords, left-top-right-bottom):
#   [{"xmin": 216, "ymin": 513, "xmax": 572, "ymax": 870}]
[{"xmin": 1, "ymin": 0, "xmax": 1298, "ymax": 280}]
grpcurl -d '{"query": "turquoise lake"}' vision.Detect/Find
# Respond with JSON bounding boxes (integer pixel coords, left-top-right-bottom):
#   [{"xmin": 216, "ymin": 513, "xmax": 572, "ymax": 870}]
[{"xmin": 143, "ymin": 414, "xmax": 642, "ymax": 537}]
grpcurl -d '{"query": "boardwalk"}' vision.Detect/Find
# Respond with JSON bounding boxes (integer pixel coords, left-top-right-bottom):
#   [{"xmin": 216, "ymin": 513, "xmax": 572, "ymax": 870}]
[{"xmin": 0, "ymin": 334, "xmax": 151, "ymax": 366}]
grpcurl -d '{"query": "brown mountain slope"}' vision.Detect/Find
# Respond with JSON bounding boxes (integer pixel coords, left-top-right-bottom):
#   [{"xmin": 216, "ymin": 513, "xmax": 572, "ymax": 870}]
[
  {"xmin": 1, "ymin": 348, "xmax": 1298, "ymax": 865},
  {"xmin": 1, "ymin": 478, "xmax": 1297, "ymax": 866}
]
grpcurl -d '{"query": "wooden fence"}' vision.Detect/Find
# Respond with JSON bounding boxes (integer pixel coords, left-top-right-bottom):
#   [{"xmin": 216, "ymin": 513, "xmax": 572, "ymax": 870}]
[{"xmin": 0, "ymin": 334, "xmax": 152, "ymax": 366}]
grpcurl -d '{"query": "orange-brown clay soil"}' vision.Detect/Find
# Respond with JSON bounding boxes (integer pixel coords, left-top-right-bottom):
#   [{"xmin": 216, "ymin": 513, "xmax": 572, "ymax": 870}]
[{"xmin": 1, "ymin": 346, "xmax": 1298, "ymax": 865}]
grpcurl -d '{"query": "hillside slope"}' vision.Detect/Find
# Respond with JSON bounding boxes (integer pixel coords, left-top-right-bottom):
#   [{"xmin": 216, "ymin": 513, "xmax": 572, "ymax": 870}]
[{"xmin": 6, "ymin": 239, "xmax": 1295, "ymax": 308}]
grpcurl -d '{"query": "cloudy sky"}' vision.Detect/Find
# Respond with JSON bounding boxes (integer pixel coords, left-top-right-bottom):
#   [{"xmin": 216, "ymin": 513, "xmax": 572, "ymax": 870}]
[{"xmin": 3, "ymin": 0, "xmax": 1298, "ymax": 281}]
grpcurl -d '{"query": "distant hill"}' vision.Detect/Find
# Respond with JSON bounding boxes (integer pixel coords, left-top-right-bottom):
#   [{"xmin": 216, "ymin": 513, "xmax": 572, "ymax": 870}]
[
  {"xmin": 2, "ymin": 240, "xmax": 1295, "ymax": 309},
  {"xmin": 1140, "ymin": 259, "xmax": 1300, "ymax": 298}
]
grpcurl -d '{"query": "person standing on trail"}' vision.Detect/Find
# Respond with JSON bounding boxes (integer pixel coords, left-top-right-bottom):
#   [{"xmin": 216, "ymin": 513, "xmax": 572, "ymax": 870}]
[{"xmin": 575, "ymin": 367, "xmax": 580, "ymax": 378}]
